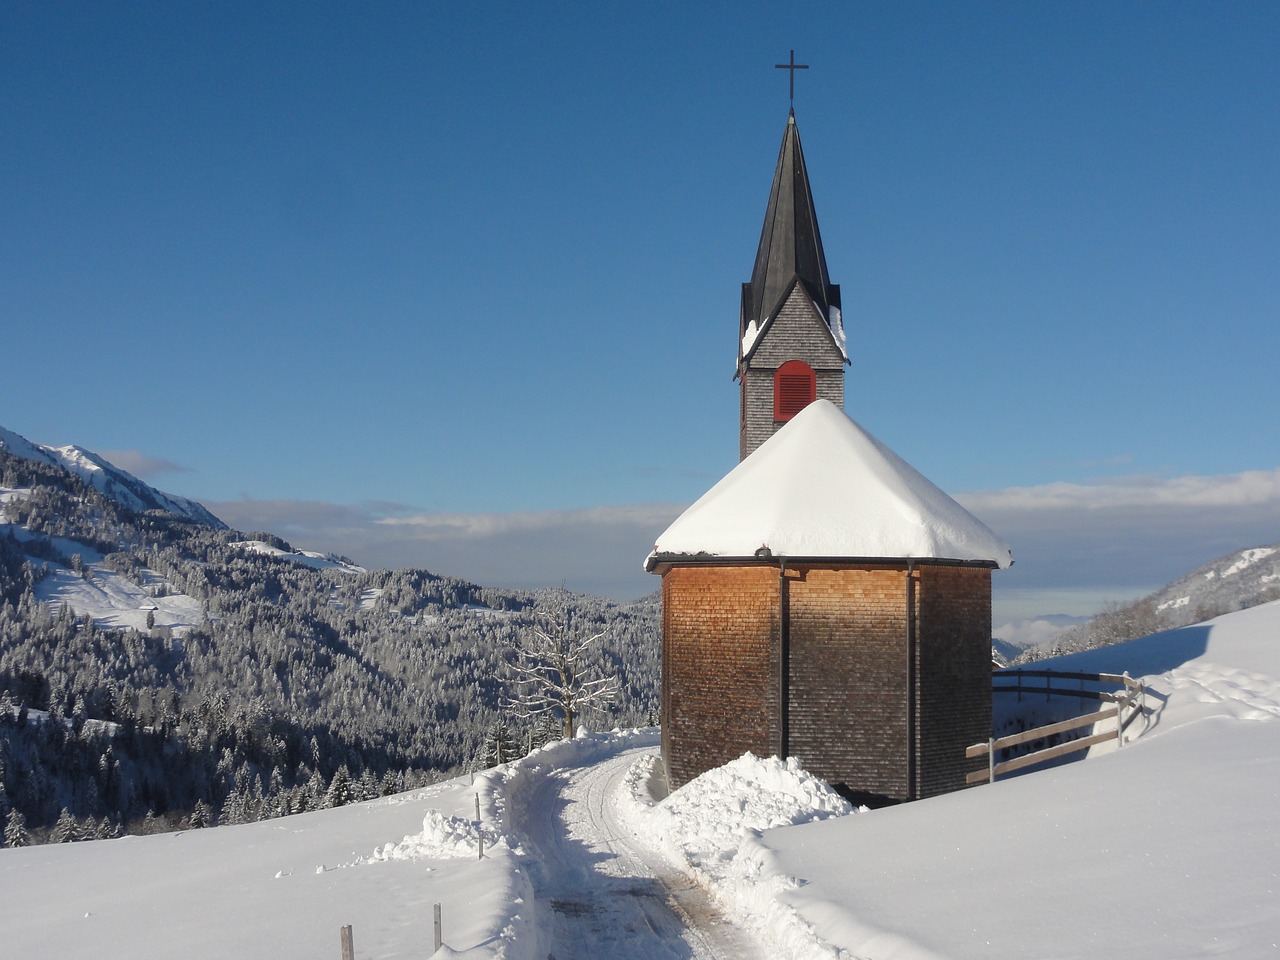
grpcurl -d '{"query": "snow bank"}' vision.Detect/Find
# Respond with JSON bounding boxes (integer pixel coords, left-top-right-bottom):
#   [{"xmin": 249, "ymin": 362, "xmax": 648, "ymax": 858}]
[
  {"xmin": 369, "ymin": 807, "xmax": 507, "ymax": 862},
  {"xmin": 622, "ymin": 751, "xmax": 859, "ymax": 960}
]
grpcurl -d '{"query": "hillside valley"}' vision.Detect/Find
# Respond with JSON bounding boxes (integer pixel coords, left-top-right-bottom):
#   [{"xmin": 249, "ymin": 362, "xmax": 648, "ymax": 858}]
[{"xmin": 0, "ymin": 425, "xmax": 659, "ymax": 844}]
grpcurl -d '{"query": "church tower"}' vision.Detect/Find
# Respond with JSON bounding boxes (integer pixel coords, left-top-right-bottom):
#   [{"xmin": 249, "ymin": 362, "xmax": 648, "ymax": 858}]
[{"xmin": 737, "ymin": 110, "xmax": 849, "ymax": 461}]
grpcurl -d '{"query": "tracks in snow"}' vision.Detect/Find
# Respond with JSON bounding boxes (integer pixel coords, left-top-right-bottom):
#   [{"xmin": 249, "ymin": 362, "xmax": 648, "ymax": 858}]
[{"xmin": 511, "ymin": 742, "xmax": 765, "ymax": 960}]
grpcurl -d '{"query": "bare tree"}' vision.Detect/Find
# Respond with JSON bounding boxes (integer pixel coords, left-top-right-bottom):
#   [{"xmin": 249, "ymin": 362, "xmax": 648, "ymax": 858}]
[{"xmin": 504, "ymin": 596, "xmax": 620, "ymax": 740}]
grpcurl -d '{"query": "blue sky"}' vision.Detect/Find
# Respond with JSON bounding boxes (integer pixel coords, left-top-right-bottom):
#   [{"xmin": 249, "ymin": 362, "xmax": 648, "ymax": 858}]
[{"xmin": 2, "ymin": 2, "xmax": 1278, "ymax": 620}]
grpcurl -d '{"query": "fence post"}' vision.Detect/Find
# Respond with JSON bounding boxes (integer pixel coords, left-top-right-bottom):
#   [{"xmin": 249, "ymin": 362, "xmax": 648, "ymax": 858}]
[
  {"xmin": 433, "ymin": 903, "xmax": 442, "ymax": 953},
  {"xmin": 475, "ymin": 794, "xmax": 484, "ymax": 859},
  {"xmin": 1119, "ymin": 672, "xmax": 1131, "ymax": 746},
  {"xmin": 340, "ymin": 924, "xmax": 355, "ymax": 960},
  {"xmin": 987, "ymin": 737, "xmax": 996, "ymax": 784}
]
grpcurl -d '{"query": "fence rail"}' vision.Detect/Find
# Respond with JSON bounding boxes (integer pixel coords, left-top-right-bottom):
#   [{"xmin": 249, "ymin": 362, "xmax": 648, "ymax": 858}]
[{"xmin": 967, "ymin": 670, "xmax": 1146, "ymax": 784}]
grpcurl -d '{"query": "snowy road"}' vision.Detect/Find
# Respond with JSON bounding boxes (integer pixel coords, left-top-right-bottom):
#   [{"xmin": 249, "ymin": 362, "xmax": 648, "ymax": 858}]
[{"xmin": 511, "ymin": 741, "xmax": 766, "ymax": 960}]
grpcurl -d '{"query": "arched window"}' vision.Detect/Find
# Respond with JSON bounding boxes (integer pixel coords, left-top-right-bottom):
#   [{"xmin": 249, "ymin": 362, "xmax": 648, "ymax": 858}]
[{"xmin": 773, "ymin": 360, "xmax": 816, "ymax": 421}]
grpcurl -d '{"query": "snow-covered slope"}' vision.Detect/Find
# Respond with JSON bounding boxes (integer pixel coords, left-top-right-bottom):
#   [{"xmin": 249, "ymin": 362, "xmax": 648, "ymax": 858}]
[
  {"xmin": 0, "ymin": 424, "xmax": 224, "ymax": 527},
  {"xmin": 1147, "ymin": 541, "xmax": 1280, "ymax": 621},
  {"xmin": 7, "ymin": 601, "xmax": 1278, "ymax": 959},
  {"xmin": 231, "ymin": 539, "xmax": 365, "ymax": 574},
  {"xmin": 754, "ymin": 600, "xmax": 1280, "ymax": 960}
]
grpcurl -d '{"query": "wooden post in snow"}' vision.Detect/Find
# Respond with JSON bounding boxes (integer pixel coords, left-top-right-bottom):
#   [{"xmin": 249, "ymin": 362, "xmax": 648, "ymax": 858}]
[
  {"xmin": 475, "ymin": 793, "xmax": 484, "ymax": 859},
  {"xmin": 433, "ymin": 903, "xmax": 443, "ymax": 953},
  {"xmin": 339, "ymin": 924, "xmax": 355, "ymax": 960}
]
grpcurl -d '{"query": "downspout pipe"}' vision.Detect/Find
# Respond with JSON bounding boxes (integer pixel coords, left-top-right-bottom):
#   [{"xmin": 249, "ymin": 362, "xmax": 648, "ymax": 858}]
[
  {"xmin": 906, "ymin": 560, "xmax": 917, "ymax": 801},
  {"xmin": 779, "ymin": 556, "xmax": 790, "ymax": 760}
]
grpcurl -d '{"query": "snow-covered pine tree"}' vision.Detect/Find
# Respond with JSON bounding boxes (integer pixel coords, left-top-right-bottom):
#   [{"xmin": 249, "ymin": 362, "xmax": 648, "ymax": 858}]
[
  {"xmin": 4, "ymin": 809, "xmax": 29, "ymax": 847},
  {"xmin": 482, "ymin": 714, "xmax": 518, "ymax": 767},
  {"xmin": 50, "ymin": 807, "xmax": 77, "ymax": 843},
  {"xmin": 188, "ymin": 801, "xmax": 212, "ymax": 829},
  {"xmin": 325, "ymin": 765, "xmax": 354, "ymax": 808}
]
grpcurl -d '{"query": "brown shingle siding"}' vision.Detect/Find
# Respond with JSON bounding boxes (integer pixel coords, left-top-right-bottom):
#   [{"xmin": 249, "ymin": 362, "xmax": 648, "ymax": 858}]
[{"xmin": 661, "ymin": 561, "xmax": 993, "ymax": 803}]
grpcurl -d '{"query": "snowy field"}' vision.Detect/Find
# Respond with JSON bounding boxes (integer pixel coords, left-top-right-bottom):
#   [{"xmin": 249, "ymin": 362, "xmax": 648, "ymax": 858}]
[{"xmin": 3, "ymin": 601, "xmax": 1279, "ymax": 958}]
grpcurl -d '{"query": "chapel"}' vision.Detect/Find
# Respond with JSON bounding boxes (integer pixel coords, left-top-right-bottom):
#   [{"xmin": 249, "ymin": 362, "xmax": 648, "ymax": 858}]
[{"xmin": 646, "ymin": 108, "xmax": 1012, "ymax": 805}]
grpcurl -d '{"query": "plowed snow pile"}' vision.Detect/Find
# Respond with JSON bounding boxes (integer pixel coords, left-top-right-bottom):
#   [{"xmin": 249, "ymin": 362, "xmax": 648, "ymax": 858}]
[
  {"xmin": 623, "ymin": 752, "xmax": 859, "ymax": 959},
  {"xmin": 369, "ymin": 807, "xmax": 507, "ymax": 862}
]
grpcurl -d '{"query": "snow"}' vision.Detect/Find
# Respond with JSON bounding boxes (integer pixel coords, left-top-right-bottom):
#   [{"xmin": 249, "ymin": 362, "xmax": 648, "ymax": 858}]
[
  {"xmin": 740, "ymin": 304, "xmax": 847, "ymax": 362},
  {"xmin": 648, "ymin": 400, "xmax": 1012, "ymax": 569},
  {"xmin": 747, "ymin": 600, "xmax": 1280, "ymax": 960},
  {"xmin": 231, "ymin": 539, "xmax": 366, "ymax": 574},
  {"xmin": 1223, "ymin": 546, "xmax": 1278, "ymax": 577},
  {"xmin": 26, "ymin": 550, "xmax": 206, "ymax": 634},
  {"xmin": 827, "ymin": 303, "xmax": 847, "ymax": 360},
  {"xmin": 0, "ymin": 485, "xmax": 32, "ymax": 504},
  {"xmin": 1157, "ymin": 594, "xmax": 1190, "ymax": 611},
  {"xmin": 6, "ymin": 601, "xmax": 1280, "ymax": 958},
  {"xmin": 0, "ymin": 423, "xmax": 224, "ymax": 527}
]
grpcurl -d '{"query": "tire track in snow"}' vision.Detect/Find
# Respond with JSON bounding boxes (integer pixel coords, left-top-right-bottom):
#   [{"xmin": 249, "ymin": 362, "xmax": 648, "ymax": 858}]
[{"xmin": 512, "ymin": 743, "xmax": 765, "ymax": 960}]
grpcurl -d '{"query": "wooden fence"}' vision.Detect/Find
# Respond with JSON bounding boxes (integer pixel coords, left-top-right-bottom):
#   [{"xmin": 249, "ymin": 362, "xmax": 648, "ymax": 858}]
[{"xmin": 966, "ymin": 670, "xmax": 1146, "ymax": 785}]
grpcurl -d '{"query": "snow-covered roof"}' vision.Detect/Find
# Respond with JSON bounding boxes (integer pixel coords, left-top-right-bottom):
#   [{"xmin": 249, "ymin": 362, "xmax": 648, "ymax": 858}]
[{"xmin": 646, "ymin": 399, "xmax": 1012, "ymax": 570}]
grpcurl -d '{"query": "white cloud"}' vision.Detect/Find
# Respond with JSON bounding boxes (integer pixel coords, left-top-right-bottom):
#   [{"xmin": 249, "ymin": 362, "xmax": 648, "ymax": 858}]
[
  {"xmin": 201, "ymin": 467, "xmax": 1280, "ymax": 614},
  {"xmin": 204, "ymin": 498, "xmax": 685, "ymax": 600},
  {"xmin": 99, "ymin": 450, "xmax": 192, "ymax": 478},
  {"xmin": 959, "ymin": 467, "xmax": 1280, "ymax": 618},
  {"xmin": 959, "ymin": 468, "xmax": 1280, "ymax": 513}
]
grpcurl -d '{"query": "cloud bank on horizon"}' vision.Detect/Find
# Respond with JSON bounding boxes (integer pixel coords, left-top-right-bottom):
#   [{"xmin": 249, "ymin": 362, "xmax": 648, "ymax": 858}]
[{"xmin": 205, "ymin": 465, "xmax": 1280, "ymax": 618}]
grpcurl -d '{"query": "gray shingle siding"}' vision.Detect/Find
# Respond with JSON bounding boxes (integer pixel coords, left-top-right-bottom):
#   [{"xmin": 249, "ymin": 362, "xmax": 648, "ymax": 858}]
[{"xmin": 739, "ymin": 284, "xmax": 846, "ymax": 460}]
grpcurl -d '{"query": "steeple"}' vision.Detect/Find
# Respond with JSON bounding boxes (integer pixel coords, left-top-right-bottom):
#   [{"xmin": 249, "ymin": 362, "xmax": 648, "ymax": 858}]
[
  {"xmin": 741, "ymin": 110, "xmax": 841, "ymax": 350},
  {"xmin": 737, "ymin": 109, "xmax": 847, "ymax": 462}
]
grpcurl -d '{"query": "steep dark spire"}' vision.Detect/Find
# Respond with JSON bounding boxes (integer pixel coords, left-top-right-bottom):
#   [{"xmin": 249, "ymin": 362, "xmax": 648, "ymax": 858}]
[{"xmin": 742, "ymin": 111, "xmax": 840, "ymax": 338}]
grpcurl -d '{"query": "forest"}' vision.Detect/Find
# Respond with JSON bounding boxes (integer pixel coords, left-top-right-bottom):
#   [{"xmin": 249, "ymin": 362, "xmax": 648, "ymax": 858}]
[{"xmin": 0, "ymin": 449, "xmax": 660, "ymax": 845}]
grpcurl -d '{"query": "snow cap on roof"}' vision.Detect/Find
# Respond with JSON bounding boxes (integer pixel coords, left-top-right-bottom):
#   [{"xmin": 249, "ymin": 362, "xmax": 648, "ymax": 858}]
[{"xmin": 646, "ymin": 400, "xmax": 1012, "ymax": 570}]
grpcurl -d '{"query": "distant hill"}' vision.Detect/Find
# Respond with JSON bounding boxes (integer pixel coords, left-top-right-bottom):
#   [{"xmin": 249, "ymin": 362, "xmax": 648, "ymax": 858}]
[
  {"xmin": 1015, "ymin": 541, "xmax": 1280, "ymax": 663},
  {"xmin": 0, "ymin": 424, "xmax": 658, "ymax": 844},
  {"xmin": 0, "ymin": 425, "xmax": 224, "ymax": 528}
]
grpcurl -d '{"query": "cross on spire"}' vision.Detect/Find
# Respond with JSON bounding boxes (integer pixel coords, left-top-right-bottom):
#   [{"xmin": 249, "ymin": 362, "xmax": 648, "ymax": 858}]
[{"xmin": 775, "ymin": 50, "xmax": 809, "ymax": 106}]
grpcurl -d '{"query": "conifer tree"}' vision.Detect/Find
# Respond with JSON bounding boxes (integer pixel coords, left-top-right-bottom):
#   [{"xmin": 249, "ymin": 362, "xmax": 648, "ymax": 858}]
[
  {"xmin": 4, "ymin": 809, "xmax": 29, "ymax": 848},
  {"xmin": 325, "ymin": 765, "xmax": 354, "ymax": 808},
  {"xmin": 482, "ymin": 714, "xmax": 518, "ymax": 767},
  {"xmin": 51, "ymin": 807, "xmax": 77, "ymax": 843}
]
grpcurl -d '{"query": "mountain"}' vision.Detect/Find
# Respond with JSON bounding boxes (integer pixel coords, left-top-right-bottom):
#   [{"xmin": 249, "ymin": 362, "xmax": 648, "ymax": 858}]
[
  {"xmin": 1147, "ymin": 544, "xmax": 1280, "ymax": 621},
  {"xmin": 0, "ymin": 423, "xmax": 659, "ymax": 844},
  {"xmin": 1015, "ymin": 541, "xmax": 1280, "ymax": 662},
  {"xmin": 0, "ymin": 426, "xmax": 224, "ymax": 528}
]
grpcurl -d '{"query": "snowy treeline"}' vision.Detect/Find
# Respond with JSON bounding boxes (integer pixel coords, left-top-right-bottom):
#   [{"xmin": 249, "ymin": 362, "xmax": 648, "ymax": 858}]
[{"xmin": 0, "ymin": 450, "xmax": 659, "ymax": 844}]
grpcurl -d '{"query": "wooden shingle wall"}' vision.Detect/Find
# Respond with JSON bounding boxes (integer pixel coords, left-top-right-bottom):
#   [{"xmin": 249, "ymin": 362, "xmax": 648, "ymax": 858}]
[
  {"xmin": 739, "ymin": 284, "xmax": 846, "ymax": 460},
  {"xmin": 660, "ymin": 561, "xmax": 993, "ymax": 803}
]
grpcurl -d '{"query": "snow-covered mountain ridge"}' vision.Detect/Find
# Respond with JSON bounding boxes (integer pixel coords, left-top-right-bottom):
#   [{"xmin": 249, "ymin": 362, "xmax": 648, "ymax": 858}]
[
  {"xmin": 0, "ymin": 424, "xmax": 224, "ymax": 528},
  {"xmin": 1146, "ymin": 541, "xmax": 1280, "ymax": 620},
  {"xmin": 0, "ymin": 423, "xmax": 659, "ymax": 845}
]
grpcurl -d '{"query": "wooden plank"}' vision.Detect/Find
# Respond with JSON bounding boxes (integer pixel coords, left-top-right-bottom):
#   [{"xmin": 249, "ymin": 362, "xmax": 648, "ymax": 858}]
[
  {"xmin": 992, "ymin": 706, "xmax": 1117, "ymax": 752},
  {"xmin": 966, "ymin": 767, "xmax": 991, "ymax": 785},
  {"xmin": 992, "ymin": 688, "xmax": 1109, "ymax": 702},
  {"xmin": 997, "ymin": 669, "xmax": 1108, "ymax": 683},
  {"xmin": 965, "ymin": 741, "xmax": 989, "ymax": 759},
  {"xmin": 993, "ymin": 730, "xmax": 1116, "ymax": 776}
]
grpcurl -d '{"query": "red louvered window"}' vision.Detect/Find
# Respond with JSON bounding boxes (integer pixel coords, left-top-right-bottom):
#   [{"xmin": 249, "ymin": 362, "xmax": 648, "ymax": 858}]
[{"xmin": 774, "ymin": 360, "xmax": 816, "ymax": 421}]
